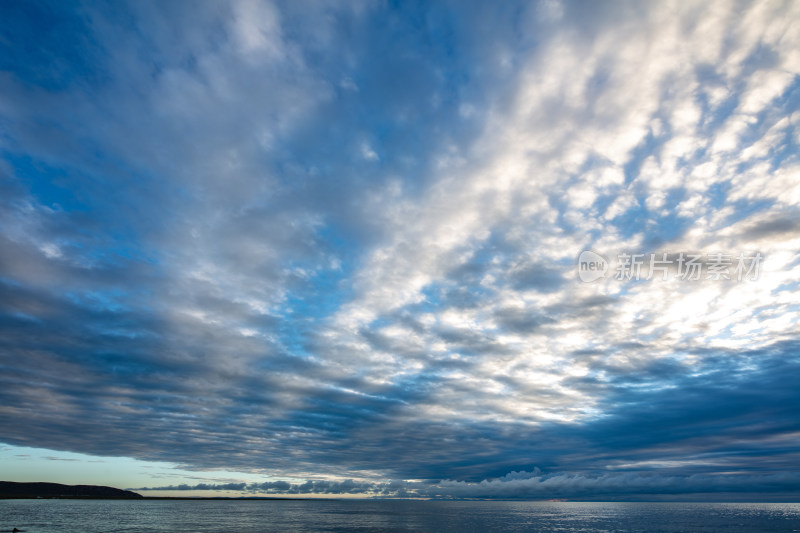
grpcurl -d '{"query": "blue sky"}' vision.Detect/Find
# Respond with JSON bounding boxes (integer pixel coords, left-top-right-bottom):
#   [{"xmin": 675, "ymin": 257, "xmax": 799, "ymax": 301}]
[{"xmin": 1, "ymin": 0, "xmax": 799, "ymax": 500}]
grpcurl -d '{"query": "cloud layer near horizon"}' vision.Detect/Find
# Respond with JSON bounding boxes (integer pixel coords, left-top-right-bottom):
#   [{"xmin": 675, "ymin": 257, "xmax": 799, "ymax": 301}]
[
  {"xmin": 134, "ymin": 468, "xmax": 800, "ymax": 499},
  {"xmin": 1, "ymin": 0, "xmax": 799, "ymax": 499}
]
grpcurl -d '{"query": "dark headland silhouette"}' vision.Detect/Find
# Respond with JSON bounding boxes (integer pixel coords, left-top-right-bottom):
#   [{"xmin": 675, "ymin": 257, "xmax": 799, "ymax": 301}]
[{"xmin": 0, "ymin": 481, "xmax": 142, "ymax": 499}]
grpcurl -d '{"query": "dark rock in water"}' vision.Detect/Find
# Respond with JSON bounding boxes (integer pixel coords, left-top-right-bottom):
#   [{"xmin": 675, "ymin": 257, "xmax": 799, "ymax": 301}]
[{"xmin": 0, "ymin": 481, "xmax": 143, "ymax": 499}]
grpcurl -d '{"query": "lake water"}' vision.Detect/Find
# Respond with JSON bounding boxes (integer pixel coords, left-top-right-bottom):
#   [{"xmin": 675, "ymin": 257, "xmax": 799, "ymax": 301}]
[{"xmin": 2, "ymin": 499, "xmax": 800, "ymax": 532}]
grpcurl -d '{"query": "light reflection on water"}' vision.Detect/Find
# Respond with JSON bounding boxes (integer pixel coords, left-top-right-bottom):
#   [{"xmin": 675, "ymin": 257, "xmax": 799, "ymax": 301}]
[{"xmin": 1, "ymin": 499, "xmax": 800, "ymax": 532}]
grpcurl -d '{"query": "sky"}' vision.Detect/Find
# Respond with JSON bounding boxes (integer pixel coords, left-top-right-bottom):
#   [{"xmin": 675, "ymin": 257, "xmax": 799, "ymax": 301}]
[{"xmin": 0, "ymin": 0, "xmax": 799, "ymax": 501}]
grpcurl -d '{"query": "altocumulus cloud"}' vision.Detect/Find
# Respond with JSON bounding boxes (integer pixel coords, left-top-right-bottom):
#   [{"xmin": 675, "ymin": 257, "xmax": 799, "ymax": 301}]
[{"xmin": 1, "ymin": 0, "xmax": 800, "ymax": 500}]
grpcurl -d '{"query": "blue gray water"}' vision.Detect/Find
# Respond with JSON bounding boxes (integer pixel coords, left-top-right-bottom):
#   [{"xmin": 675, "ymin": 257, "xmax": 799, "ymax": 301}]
[{"xmin": 2, "ymin": 499, "xmax": 800, "ymax": 532}]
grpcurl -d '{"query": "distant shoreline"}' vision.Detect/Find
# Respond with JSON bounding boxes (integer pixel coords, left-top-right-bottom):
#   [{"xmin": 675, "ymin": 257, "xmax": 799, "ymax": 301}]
[
  {"xmin": 0, "ymin": 481, "xmax": 142, "ymax": 500},
  {"xmin": 2, "ymin": 483, "xmax": 799, "ymax": 503},
  {"xmin": 0, "ymin": 482, "xmax": 335, "ymax": 501}
]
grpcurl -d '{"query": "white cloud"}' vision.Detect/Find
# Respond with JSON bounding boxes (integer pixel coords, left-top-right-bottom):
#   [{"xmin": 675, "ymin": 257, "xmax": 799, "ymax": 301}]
[
  {"xmin": 1, "ymin": 0, "xmax": 799, "ymax": 489},
  {"xmin": 312, "ymin": 0, "xmax": 800, "ymax": 431}
]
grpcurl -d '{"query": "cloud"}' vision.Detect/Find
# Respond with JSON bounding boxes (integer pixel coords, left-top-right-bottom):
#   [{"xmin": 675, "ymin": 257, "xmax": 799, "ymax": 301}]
[
  {"xmin": 135, "ymin": 468, "xmax": 800, "ymax": 499},
  {"xmin": 137, "ymin": 483, "xmax": 248, "ymax": 492},
  {"xmin": 0, "ymin": 0, "xmax": 798, "ymax": 500}
]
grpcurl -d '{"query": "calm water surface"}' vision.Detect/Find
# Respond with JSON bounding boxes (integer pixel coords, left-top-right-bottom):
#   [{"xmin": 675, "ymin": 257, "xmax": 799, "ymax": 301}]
[{"xmin": 2, "ymin": 499, "xmax": 800, "ymax": 532}]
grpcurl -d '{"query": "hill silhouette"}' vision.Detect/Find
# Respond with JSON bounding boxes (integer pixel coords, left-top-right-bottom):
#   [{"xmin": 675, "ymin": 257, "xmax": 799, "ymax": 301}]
[{"xmin": 0, "ymin": 481, "xmax": 142, "ymax": 499}]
